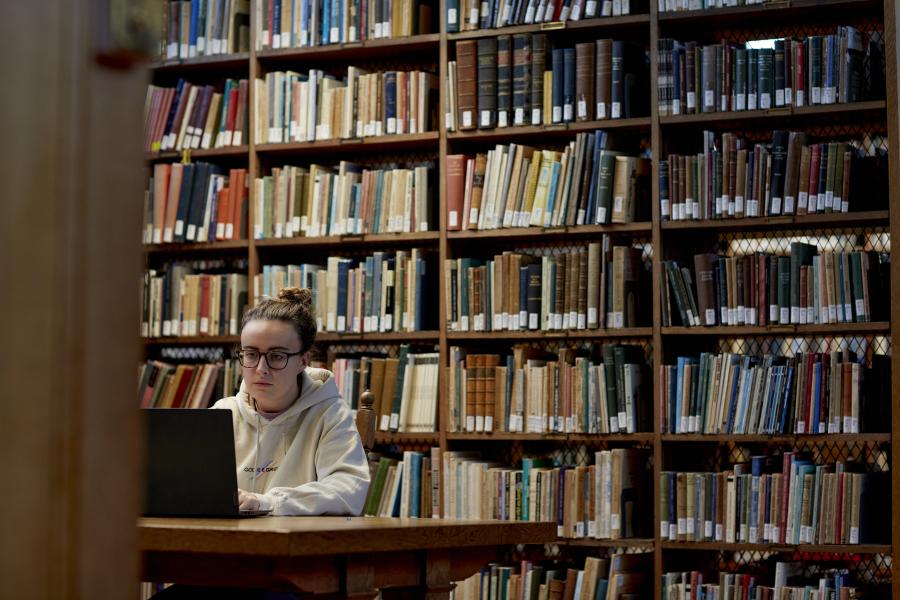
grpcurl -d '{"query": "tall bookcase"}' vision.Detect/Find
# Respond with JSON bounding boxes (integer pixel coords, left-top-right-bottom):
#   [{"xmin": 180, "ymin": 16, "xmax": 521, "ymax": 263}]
[{"xmin": 144, "ymin": 0, "xmax": 900, "ymax": 595}]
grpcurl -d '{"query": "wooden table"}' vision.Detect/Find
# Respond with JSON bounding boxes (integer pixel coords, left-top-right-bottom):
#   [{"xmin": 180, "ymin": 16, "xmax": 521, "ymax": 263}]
[{"xmin": 140, "ymin": 517, "xmax": 556, "ymax": 599}]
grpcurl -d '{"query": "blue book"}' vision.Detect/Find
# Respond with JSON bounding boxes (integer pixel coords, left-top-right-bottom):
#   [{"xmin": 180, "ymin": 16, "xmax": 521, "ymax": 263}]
[
  {"xmin": 408, "ymin": 451, "xmax": 422, "ymax": 517},
  {"xmin": 709, "ymin": 474, "xmax": 718, "ymax": 540},
  {"xmin": 518, "ymin": 266, "xmax": 529, "ymax": 329},
  {"xmin": 262, "ymin": 264, "xmax": 272, "ymax": 298},
  {"xmin": 189, "ymin": 0, "xmax": 200, "ymax": 54},
  {"xmin": 812, "ymin": 360, "xmax": 823, "ymax": 433},
  {"xmin": 371, "ymin": 252, "xmax": 384, "ymax": 329},
  {"xmin": 385, "ymin": 72, "xmax": 398, "ymax": 133},
  {"xmin": 274, "ymin": 0, "xmax": 282, "ymax": 45},
  {"xmin": 544, "ymin": 161, "xmax": 561, "ymax": 226},
  {"xmin": 562, "ymin": 48, "xmax": 575, "ymax": 122},
  {"xmin": 551, "ymin": 49, "xmax": 564, "ymax": 124},
  {"xmin": 446, "ymin": 0, "xmax": 460, "ymax": 32},
  {"xmin": 506, "ymin": 355, "xmax": 514, "ymax": 430},
  {"xmin": 321, "ymin": 0, "xmax": 330, "ymax": 46},
  {"xmin": 674, "ymin": 357, "xmax": 686, "ymax": 434},
  {"xmin": 330, "ymin": 0, "xmax": 342, "ymax": 43},
  {"xmin": 672, "ymin": 45, "xmax": 681, "ymax": 113},
  {"xmin": 336, "ymin": 259, "xmax": 352, "ymax": 330},
  {"xmin": 723, "ymin": 357, "xmax": 742, "ymax": 433}
]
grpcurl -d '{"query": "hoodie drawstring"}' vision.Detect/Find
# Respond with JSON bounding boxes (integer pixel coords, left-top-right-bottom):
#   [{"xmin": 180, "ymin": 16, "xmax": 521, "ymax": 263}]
[{"xmin": 252, "ymin": 398, "xmax": 261, "ymax": 494}]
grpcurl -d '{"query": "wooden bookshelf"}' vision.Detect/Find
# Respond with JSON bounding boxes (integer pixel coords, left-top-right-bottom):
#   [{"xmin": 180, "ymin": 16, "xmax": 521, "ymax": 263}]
[{"xmin": 142, "ymin": 0, "xmax": 900, "ymax": 594}]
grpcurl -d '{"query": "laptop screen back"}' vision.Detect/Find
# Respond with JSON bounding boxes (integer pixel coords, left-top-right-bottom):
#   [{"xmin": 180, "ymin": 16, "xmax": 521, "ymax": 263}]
[{"xmin": 143, "ymin": 408, "xmax": 240, "ymax": 517}]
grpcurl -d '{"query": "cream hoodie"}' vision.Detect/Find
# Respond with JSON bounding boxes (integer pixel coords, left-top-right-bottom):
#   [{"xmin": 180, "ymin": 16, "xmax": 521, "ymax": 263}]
[{"xmin": 211, "ymin": 367, "xmax": 370, "ymax": 516}]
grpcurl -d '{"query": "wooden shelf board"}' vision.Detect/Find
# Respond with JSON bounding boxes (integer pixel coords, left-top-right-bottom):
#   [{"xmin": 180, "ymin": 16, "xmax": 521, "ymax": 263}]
[
  {"xmin": 448, "ymin": 14, "xmax": 650, "ymax": 41},
  {"xmin": 374, "ymin": 432, "xmax": 440, "ymax": 444},
  {"xmin": 256, "ymin": 132, "xmax": 439, "ymax": 155},
  {"xmin": 447, "ymin": 328, "xmax": 653, "ymax": 341},
  {"xmin": 144, "ymin": 336, "xmax": 240, "ymax": 346},
  {"xmin": 448, "ymin": 222, "xmax": 652, "ymax": 241},
  {"xmin": 145, "ymin": 145, "xmax": 250, "ymax": 162},
  {"xmin": 144, "ymin": 240, "xmax": 249, "ymax": 254},
  {"xmin": 659, "ymin": 101, "xmax": 886, "ymax": 126},
  {"xmin": 660, "ymin": 541, "xmax": 890, "ymax": 554},
  {"xmin": 553, "ymin": 537, "xmax": 656, "ymax": 548},
  {"xmin": 661, "ymin": 433, "xmax": 891, "ymax": 443},
  {"xmin": 445, "ymin": 432, "xmax": 654, "ymax": 442},
  {"xmin": 661, "ymin": 210, "xmax": 889, "ymax": 232},
  {"xmin": 662, "ymin": 322, "xmax": 890, "ymax": 336},
  {"xmin": 255, "ymin": 232, "xmax": 440, "ymax": 249},
  {"xmin": 149, "ymin": 52, "xmax": 250, "ymax": 72},
  {"xmin": 315, "ymin": 331, "xmax": 440, "ymax": 343},
  {"xmin": 257, "ymin": 34, "xmax": 441, "ymax": 62},
  {"xmin": 447, "ymin": 117, "xmax": 650, "ymax": 143}
]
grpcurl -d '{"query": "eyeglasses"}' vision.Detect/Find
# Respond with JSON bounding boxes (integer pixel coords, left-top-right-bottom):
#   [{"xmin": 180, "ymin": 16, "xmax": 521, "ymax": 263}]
[{"xmin": 236, "ymin": 349, "xmax": 303, "ymax": 370}]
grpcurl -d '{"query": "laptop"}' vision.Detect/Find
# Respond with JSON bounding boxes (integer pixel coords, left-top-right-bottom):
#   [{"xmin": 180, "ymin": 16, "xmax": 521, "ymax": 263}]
[{"xmin": 143, "ymin": 408, "xmax": 271, "ymax": 517}]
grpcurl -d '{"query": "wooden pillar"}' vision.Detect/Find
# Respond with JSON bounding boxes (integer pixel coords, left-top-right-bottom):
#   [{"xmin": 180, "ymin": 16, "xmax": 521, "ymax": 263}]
[{"xmin": 0, "ymin": 1, "xmax": 145, "ymax": 597}]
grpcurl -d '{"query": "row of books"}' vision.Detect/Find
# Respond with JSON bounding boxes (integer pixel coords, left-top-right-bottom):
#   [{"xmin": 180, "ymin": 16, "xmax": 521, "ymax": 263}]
[
  {"xmin": 659, "ymin": 455, "xmax": 887, "ymax": 545},
  {"xmin": 443, "ymin": 449, "xmax": 651, "ymax": 540},
  {"xmin": 447, "ymin": 37, "xmax": 647, "ymax": 131},
  {"xmin": 445, "ymin": 243, "xmax": 646, "ymax": 333},
  {"xmin": 447, "ymin": 0, "xmax": 645, "ymax": 32},
  {"xmin": 138, "ymin": 358, "xmax": 240, "ymax": 410},
  {"xmin": 363, "ymin": 449, "xmax": 440, "ymax": 517},
  {"xmin": 254, "ymin": 250, "xmax": 434, "ymax": 333},
  {"xmin": 662, "ymin": 566, "xmax": 859, "ymax": 600},
  {"xmin": 256, "ymin": 0, "xmax": 434, "ymax": 49},
  {"xmin": 144, "ymin": 163, "xmax": 248, "ymax": 245},
  {"xmin": 662, "ymin": 246, "xmax": 889, "ymax": 329},
  {"xmin": 163, "ymin": 0, "xmax": 250, "ymax": 60},
  {"xmin": 330, "ymin": 347, "xmax": 439, "ymax": 431},
  {"xmin": 658, "ymin": 0, "xmax": 768, "ymax": 10},
  {"xmin": 660, "ymin": 351, "xmax": 889, "ymax": 436},
  {"xmin": 447, "ymin": 343, "xmax": 649, "ymax": 434},
  {"xmin": 451, "ymin": 554, "xmax": 651, "ymax": 600},
  {"xmin": 446, "ymin": 133, "xmax": 651, "ymax": 231},
  {"xmin": 255, "ymin": 68, "xmax": 437, "ymax": 144},
  {"xmin": 657, "ymin": 29, "xmax": 884, "ymax": 117},
  {"xmin": 659, "ymin": 131, "xmax": 885, "ymax": 222},
  {"xmin": 254, "ymin": 162, "xmax": 433, "ymax": 238},
  {"xmin": 144, "ymin": 79, "xmax": 249, "ymax": 153},
  {"xmin": 142, "ymin": 268, "xmax": 249, "ymax": 338}
]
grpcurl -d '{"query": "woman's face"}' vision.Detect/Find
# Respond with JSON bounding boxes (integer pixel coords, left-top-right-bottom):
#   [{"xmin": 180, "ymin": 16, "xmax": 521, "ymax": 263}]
[{"xmin": 240, "ymin": 319, "xmax": 308, "ymax": 412}]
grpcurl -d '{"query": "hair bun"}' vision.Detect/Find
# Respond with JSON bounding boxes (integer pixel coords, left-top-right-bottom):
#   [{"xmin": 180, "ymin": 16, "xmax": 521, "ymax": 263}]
[{"xmin": 278, "ymin": 287, "xmax": 313, "ymax": 309}]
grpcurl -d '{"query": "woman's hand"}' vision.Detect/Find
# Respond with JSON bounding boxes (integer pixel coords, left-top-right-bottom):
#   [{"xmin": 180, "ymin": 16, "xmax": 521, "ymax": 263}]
[{"xmin": 238, "ymin": 489, "xmax": 273, "ymax": 513}]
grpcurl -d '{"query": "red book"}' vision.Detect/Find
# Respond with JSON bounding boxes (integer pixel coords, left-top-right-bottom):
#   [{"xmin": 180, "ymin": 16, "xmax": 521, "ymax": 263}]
[
  {"xmin": 214, "ymin": 184, "xmax": 230, "ymax": 241},
  {"xmin": 794, "ymin": 41, "xmax": 806, "ymax": 106},
  {"xmin": 199, "ymin": 275, "xmax": 211, "ymax": 335},
  {"xmin": 807, "ymin": 144, "xmax": 821, "ymax": 212},
  {"xmin": 225, "ymin": 86, "xmax": 240, "ymax": 144},
  {"xmin": 446, "ymin": 154, "xmax": 467, "ymax": 231},
  {"xmin": 170, "ymin": 365, "xmax": 196, "ymax": 409}
]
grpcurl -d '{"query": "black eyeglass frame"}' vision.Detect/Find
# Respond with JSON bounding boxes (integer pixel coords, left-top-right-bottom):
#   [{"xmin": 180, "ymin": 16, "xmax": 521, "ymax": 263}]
[{"xmin": 235, "ymin": 348, "xmax": 304, "ymax": 370}]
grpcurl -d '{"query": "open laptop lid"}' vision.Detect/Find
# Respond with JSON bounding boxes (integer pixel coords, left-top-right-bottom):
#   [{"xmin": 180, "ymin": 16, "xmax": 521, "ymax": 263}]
[{"xmin": 143, "ymin": 408, "xmax": 241, "ymax": 517}]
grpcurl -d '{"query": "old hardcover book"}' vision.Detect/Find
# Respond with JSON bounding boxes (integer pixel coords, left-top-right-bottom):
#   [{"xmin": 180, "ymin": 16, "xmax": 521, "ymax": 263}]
[
  {"xmin": 477, "ymin": 38, "xmax": 498, "ymax": 129},
  {"xmin": 456, "ymin": 40, "xmax": 478, "ymax": 129}
]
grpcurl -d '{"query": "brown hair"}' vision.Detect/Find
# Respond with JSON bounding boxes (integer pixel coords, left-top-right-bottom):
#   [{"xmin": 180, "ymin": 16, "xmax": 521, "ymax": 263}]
[{"xmin": 241, "ymin": 287, "xmax": 317, "ymax": 353}]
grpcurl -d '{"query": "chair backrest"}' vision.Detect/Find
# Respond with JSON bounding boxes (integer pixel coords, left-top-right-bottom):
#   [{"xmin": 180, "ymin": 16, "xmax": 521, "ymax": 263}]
[{"xmin": 354, "ymin": 389, "xmax": 377, "ymax": 454}]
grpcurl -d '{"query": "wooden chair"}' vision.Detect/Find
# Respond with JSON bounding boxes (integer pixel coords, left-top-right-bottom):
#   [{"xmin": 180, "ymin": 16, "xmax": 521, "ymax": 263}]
[{"xmin": 354, "ymin": 389, "xmax": 377, "ymax": 454}]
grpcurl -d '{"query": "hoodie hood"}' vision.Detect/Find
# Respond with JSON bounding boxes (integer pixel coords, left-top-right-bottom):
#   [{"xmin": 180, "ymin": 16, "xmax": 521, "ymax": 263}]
[{"xmin": 235, "ymin": 367, "xmax": 340, "ymax": 427}]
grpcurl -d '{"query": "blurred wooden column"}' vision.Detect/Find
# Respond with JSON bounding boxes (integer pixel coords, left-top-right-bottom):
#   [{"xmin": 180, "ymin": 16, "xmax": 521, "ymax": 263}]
[{"xmin": 0, "ymin": 1, "xmax": 148, "ymax": 597}]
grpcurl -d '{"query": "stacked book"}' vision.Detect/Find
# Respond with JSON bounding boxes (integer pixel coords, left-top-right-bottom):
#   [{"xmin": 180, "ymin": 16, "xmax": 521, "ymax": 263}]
[
  {"xmin": 142, "ymin": 265, "xmax": 249, "ymax": 338},
  {"xmin": 452, "ymin": 554, "xmax": 652, "ymax": 600},
  {"xmin": 329, "ymin": 348, "xmax": 439, "ymax": 432},
  {"xmin": 144, "ymin": 79, "xmax": 249, "ymax": 152},
  {"xmin": 145, "ymin": 163, "xmax": 249, "ymax": 244},
  {"xmin": 446, "ymin": 133, "xmax": 651, "ymax": 230},
  {"xmin": 660, "ymin": 351, "xmax": 890, "ymax": 435},
  {"xmin": 447, "ymin": 343, "xmax": 649, "ymax": 434},
  {"xmin": 162, "ymin": 0, "xmax": 250, "ymax": 59},
  {"xmin": 447, "ymin": 0, "xmax": 647, "ymax": 33},
  {"xmin": 662, "ymin": 565, "xmax": 859, "ymax": 600},
  {"xmin": 659, "ymin": 131, "xmax": 888, "ymax": 222},
  {"xmin": 442, "ymin": 449, "xmax": 652, "ymax": 540},
  {"xmin": 661, "ymin": 244, "xmax": 889, "ymax": 328},
  {"xmin": 254, "ymin": 161, "xmax": 433, "ymax": 238},
  {"xmin": 256, "ymin": 68, "xmax": 437, "ymax": 143},
  {"xmin": 447, "ymin": 37, "xmax": 647, "ymax": 130},
  {"xmin": 255, "ymin": 250, "xmax": 434, "ymax": 333},
  {"xmin": 657, "ymin": 28, "xmax": 885, "ymax": 116},
  {"xmin": 256, "ymin": 0, "xmax": 433, "ymax": 48},
  {"xmin": 363, "ymin": 449, "xmax": 441, "ymax": 517},
  {"xmin": 446, "ymin": 242, "xmax": 647, "ymax": 332},
  {"xmin": 659, "ymin": 454, "xmax": 889, "ymax": 545},
  {"xmin": 660, "ymin": 0, "xmax": 771, "ymax": 10},
  {"xmin": 138, "ymin": 358, "xmax": 240, "ymax": 409}
]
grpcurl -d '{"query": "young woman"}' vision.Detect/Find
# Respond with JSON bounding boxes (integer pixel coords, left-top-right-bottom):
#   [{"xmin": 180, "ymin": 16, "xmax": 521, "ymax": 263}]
[{"xmin": 212, "ymin": 286, "xmax": 370, "ymax": 516}]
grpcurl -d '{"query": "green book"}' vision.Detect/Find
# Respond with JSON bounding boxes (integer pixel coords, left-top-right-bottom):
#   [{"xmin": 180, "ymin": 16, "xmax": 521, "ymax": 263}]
[
  {"xmin": 789, "ymin": 242, "xmax": 817, "ymax": 324},
  {"xmin": 364, "ymin": 457, "xmax": 397, "ymax": 516}
]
